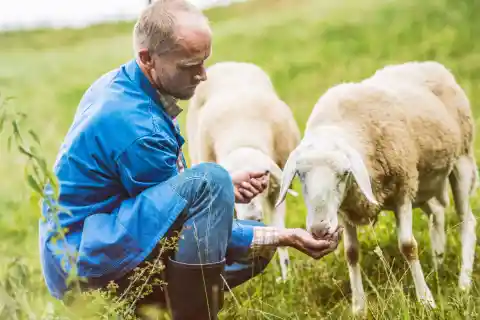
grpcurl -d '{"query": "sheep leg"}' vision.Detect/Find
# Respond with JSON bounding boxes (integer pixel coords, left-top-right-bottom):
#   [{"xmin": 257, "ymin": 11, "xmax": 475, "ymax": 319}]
[
  {"xmin": 273, "ymin": 200, "xmax": 290, "ymax": 282},
  {"xmin": 333, "ymin": 215, "xmax": 345, "ymax": 257},
  {"xmin": 395, "ymin": 199, "xmax": 436, "ymax": 308},
  {"xmin": 420, "ymin": 198, "xmax": 446, "ymax": 269},
  {"xmin": 449, "ymin": 155, "xmax": 477, "ymax": 291},
  {"xmin": 344, "ymin": 222, "xmax": 366, "ymax": 316}
]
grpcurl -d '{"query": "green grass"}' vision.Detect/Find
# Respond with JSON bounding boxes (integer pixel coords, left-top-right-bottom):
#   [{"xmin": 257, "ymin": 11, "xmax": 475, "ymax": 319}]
[{"xmin": 1, "ymin": 0, "xmax": 480, "ymax": 318}]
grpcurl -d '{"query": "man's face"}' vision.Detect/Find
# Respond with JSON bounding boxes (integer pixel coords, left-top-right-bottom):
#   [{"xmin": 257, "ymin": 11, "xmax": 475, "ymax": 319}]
[{"xmin": 140, "ymin": 23, "xmax": 212, "ymax": 100}]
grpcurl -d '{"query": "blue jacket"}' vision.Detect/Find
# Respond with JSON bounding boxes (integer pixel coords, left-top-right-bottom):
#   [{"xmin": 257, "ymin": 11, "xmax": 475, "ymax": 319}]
[{"xmin": 39, "ymin": 59, "xmax": 255, "ymax": 299}]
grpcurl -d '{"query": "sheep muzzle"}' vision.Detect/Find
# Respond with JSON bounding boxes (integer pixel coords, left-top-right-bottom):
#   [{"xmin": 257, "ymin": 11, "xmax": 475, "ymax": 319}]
[{"xmin": 309, "ymin": 220, "xmax": 338, "ymax": 240}]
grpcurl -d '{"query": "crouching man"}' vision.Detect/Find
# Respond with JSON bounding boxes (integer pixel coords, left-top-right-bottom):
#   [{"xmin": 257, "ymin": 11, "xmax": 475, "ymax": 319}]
[{"xmin": 39, "ymin": 1, "xmax": 342, "ymax": 319}]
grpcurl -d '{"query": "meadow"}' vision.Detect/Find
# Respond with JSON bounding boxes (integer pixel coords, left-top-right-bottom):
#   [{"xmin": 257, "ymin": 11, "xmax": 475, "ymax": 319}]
[{"xmin": 0, "ymin": 0, "xmax": 479, "ymax": 318}]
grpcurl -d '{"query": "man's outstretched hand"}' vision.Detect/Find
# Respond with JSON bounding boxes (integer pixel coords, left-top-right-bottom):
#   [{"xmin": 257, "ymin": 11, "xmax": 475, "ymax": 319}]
[
  {"xmin": 279, "ymin": 226, "xmax": 343, "ymax": 259},
  {"xmin": 231, "ymin": 171, "xmax": 269, "ymax": 203}
]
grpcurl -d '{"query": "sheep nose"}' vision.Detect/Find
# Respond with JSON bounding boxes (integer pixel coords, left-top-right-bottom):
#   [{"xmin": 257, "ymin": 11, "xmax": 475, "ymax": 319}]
[
  {"xmin": 245, "ymin": 215, "xmax": 262, "ymax": 222},
  {"xmin": 310, "ymin": 220, "xmax": 331, "ymax": 238}
]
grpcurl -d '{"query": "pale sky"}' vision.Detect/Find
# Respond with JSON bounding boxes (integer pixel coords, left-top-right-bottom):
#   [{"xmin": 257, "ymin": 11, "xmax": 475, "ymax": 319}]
[{"xmin": 0, "ymin": 0, "xmax": 244, "ymax": 31}]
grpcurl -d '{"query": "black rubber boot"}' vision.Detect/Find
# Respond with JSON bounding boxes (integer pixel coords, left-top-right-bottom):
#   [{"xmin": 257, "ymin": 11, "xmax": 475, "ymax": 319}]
[{"xmin": 165, "ymin": 257, "xmax": 226, "ymax": 320}]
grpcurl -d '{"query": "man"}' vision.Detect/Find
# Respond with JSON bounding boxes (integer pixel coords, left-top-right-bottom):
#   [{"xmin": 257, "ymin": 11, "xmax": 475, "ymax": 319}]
[{"xmin": 39, "ymin": 0, "xmax": 342, "ymax": 319}]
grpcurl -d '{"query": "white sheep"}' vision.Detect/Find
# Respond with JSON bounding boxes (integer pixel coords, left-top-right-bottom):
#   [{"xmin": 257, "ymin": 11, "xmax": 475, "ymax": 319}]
[
  {"xmin": 275, "ymin": 61, "xmax": 477, "ymax": 315},
  {"xmin": 186, "ymin": 61, "xmax": 301, "ymax": 281}
]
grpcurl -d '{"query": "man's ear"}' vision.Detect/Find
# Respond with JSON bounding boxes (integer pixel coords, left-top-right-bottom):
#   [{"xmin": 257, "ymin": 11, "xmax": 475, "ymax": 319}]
[{"xmin": 138, "ymin": 49, "xmax": 154, "ymax": 68}]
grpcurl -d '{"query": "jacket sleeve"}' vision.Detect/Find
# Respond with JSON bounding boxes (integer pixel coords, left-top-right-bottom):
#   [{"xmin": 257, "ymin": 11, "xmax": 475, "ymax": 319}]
[
  {"xmin": 115, "ymin": 132, "xmax": 180, "ymax": 197},
  {"xmin": 227, "ymin": 219, "xmax": 280, "ymax": 264}
]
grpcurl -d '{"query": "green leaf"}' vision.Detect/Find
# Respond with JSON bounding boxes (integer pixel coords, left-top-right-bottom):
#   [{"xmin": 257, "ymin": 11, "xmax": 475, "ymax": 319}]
[
  {"xmin": 7, "ymin": 136, "xmax": 12, "ymax": 151},
  {"xmin": 27, "ymin": 175, "xmax": 43, "ymax": 195},
  {"xmin": 38, "ymin": 158, "xmax": 48, "ymax": 173},
  {"xmin": 16, "ymin": 111, "xmax": 27, "ymax": 120},
  {"xmin": 0, "ymin": 111, "xmax": 5, "ymax": 134},
  {"xmin": 4, "ymin": 96, "xmax": 14, "ymax": 104},
  {"xmin": 11, "ymin": 120, "xmax": 23, "ymax": 144},
  {"xmin": 31, "ymin": 163, "xmax": 41, "ymax": 181},
  {"xmin": 0, "ymin": 285, "xmax": 18, "ymax": 312},
  {"xmin": 28, "ymin": 129, "xmax": 41, "ymax": 145},
  {"xmin": 29, "ymin": 145, "xmax": 39, "ymax": 158},
  {"xmin": 17, "ymin": 146, "xmax": 34, "ymax": 158}
]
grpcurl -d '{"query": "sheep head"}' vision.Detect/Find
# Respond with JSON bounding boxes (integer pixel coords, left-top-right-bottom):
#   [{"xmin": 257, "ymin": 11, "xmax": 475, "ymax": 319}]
[
  {"xmin": 275, "ymin": 131, "xmax": 378, "ymax": 238},
  {"xmin": 221, "ymin": 148, "xmax": 284, "ymax": 222}
]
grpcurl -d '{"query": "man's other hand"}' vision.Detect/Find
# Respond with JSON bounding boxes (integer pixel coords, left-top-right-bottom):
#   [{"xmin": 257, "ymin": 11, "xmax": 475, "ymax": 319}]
[
  {"xmin": 279, "ymin": 226, "xmax": 343, "ymax": 260},
  {"xmin": 231, "ymin": 171, "xmax": 269, "ymax": 203}
]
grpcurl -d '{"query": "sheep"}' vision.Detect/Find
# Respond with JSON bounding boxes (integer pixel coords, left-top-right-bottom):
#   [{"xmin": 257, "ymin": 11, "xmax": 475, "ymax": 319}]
[
  {"xmin": 274, "ymin": 60, "xmax": 477, "ymax": 315},
  {"xmin": 186, "ymin": 61, "xmax": 301, "ymax": 282}
]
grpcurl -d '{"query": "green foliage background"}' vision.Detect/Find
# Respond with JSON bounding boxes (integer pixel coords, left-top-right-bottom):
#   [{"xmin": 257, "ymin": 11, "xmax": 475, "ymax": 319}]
[{"xmin": 0, "ymin": 0, "xmax": 479, "ymax": 318}]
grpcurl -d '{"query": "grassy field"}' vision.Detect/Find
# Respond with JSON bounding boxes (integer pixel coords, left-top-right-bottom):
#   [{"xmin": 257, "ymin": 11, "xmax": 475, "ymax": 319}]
[{"xmin": 1, "ymin": 0, "xmax": 479, "ymax": 318}]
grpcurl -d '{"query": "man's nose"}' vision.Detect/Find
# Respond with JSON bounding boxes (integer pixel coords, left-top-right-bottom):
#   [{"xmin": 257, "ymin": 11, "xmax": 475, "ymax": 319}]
[{"xmin": 196, "ymin": 66, "xmax": 207, "ymax": 82}]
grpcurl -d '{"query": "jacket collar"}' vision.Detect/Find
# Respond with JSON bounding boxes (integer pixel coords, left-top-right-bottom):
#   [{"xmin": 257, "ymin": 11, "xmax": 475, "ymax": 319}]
[{"xmin": 124, "ymin": 59, "xmax": 183, "ymax": 119}]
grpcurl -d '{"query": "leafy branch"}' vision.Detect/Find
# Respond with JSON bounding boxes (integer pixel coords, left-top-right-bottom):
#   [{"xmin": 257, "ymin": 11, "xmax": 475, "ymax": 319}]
[
  {"xmin": 0, "ymin": 93, "xmax": 58, "ymax": 198},
  {"xmin": 0, "ymin": 92, "xmax": 82, "ymax": 300}
]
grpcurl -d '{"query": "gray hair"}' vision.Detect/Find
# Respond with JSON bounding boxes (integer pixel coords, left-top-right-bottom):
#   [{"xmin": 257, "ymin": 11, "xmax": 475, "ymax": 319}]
[{"xmin": 133, "ymin": 0, "xmax": 206, "ymax": 57}]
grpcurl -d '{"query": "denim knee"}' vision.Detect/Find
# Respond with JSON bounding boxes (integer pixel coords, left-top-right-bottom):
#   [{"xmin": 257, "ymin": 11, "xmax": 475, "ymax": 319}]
[
  {"xmin": 194, "ymin": 162, "xmax": 232, "ymax": 183},
  {"xmin": 192, "ymin": 162, "xmax": 235, "ymax": 205},
  {"xmin": 188, "ymin": 162, "xmax": 235, "ymax": 229}
]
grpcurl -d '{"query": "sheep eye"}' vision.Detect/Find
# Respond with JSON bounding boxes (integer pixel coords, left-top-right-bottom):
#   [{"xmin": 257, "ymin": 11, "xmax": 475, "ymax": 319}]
[
  {"xmin": 338, "ymin": 171, "xmax": 349, "ymax": 180},
  {"xmin": 297, "ymin": 171, "xmax": 305, "ymax": 180}
]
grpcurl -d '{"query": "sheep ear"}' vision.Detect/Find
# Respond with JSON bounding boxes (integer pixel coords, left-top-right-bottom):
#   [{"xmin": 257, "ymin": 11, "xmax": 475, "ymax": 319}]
[
  {"xmin": 264, "ymin": 160, "xmax": 281, "ymax": 195},
  {"xmin": 343, "ymin": 145, "xmax": 378, "ymax": 205},
  {"xmin": 268, "ymin": 161, "xmax": 283, "ymax": 186},
  {"xmin": 275, "ymin": 150, "xmax": 298, "ymax": 208}
]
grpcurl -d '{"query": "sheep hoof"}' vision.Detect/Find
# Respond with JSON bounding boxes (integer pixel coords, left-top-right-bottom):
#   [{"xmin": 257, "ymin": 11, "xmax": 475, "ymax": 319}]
[
  {"xmin": 458, "ymin": 273, "xmax": 472, "ymax": 292},
  {"xmin": 434, "ymin": 252, "xmax": 444, "ymax": 266},
  {"xmin": 351, "ymin": 303, "xmax": 367, "ymax": 318},
  {"xmin": 418, "ymin": 290, "xmax": 436, "ymax": 309},
  {"xmin": 276, "ymin": 269, "xmax": 290, "ymax": 283}
]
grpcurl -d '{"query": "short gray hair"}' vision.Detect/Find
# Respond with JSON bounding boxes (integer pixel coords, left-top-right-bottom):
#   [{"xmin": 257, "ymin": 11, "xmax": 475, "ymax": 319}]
[{"xmin": 133, "ymin": 0, "xmax": 205, "ymax": 56}]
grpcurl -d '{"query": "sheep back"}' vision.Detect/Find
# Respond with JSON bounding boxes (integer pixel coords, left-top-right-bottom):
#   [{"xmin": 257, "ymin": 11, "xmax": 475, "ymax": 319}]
[{"xmin": 305, "ymin": 71, "xmax": 464, "ymax": 225}]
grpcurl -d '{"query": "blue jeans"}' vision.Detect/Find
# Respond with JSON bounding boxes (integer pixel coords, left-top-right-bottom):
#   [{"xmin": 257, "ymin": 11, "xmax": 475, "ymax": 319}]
[
  {"xmin": 168, "ymin": 162, "xmax": 275, "ymax": 288},
  {"xmin": 79, "ymin": 163, "xmax": 274, "ymax": 303}
]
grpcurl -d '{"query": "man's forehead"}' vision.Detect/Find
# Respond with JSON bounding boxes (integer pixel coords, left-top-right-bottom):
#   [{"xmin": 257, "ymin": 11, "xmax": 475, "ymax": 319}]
[
  {"xmin": 177, "ymin": 29, "xmax": 211, "ymax": 49},
  {"xmin": 174, "ymin": 15, "xmax": 212, "ymax": 58},
  {"xmin": 179, "ymin": 46, "xmax": 211, "ymax": 65}
]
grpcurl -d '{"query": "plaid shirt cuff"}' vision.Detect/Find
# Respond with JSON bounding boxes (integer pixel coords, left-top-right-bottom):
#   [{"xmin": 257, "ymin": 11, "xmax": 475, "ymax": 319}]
[{"xmin": 248, "ymin": 226, "xmax": 282, "ymax": 260}]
